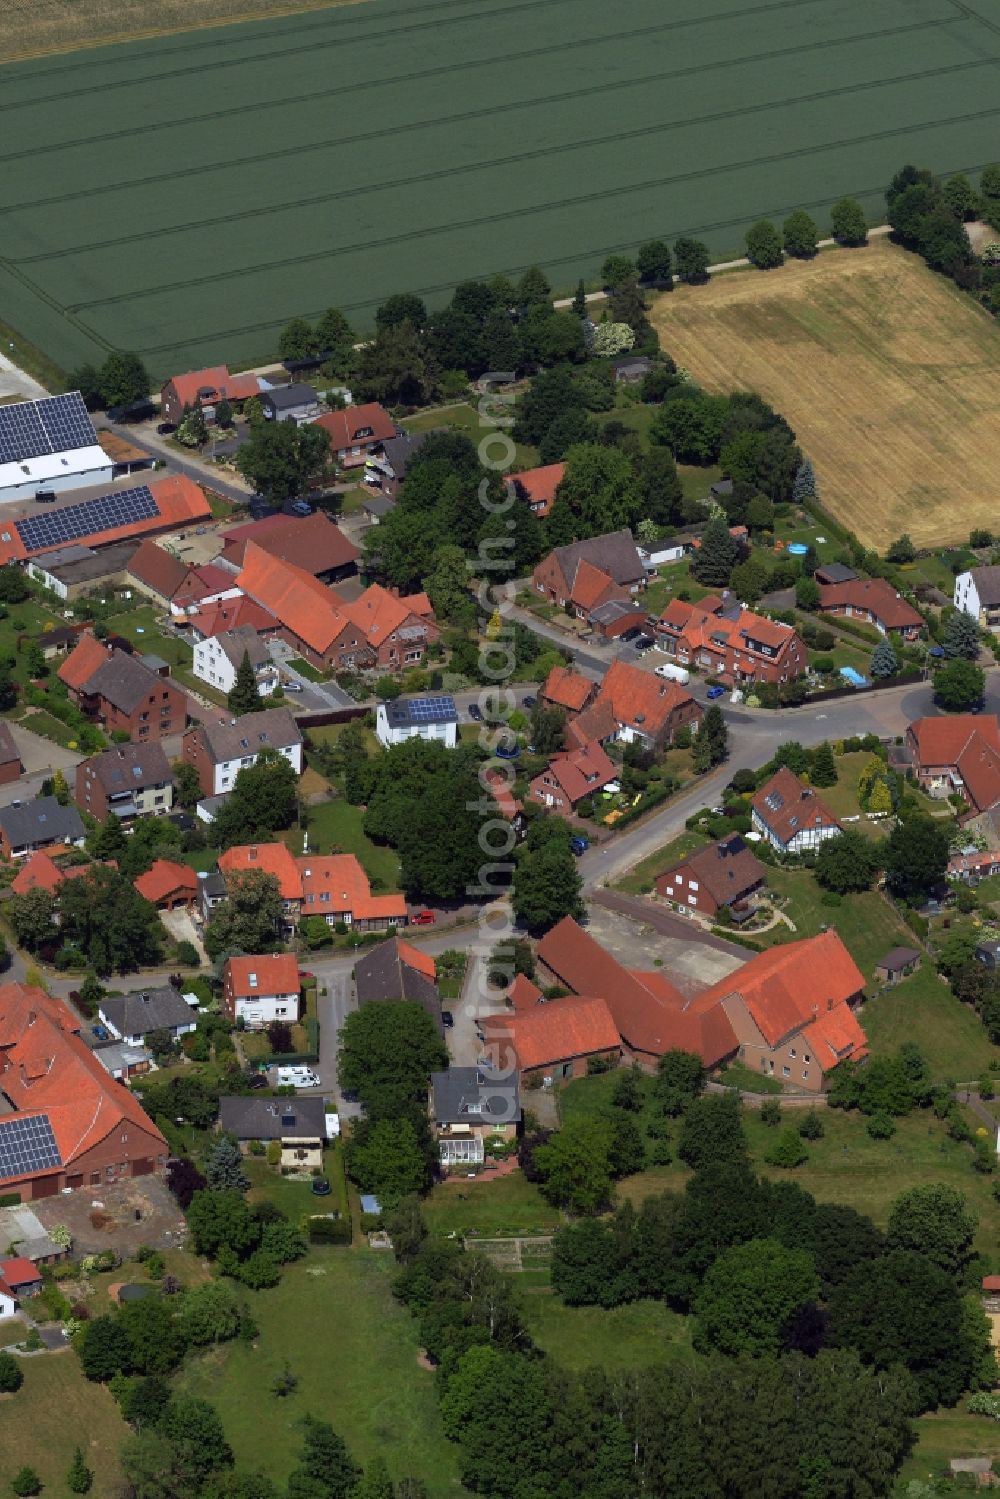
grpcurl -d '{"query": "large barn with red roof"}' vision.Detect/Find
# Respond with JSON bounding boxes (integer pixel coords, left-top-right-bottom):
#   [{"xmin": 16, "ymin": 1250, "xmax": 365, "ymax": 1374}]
[
  {"xmin": 0, "ymin": 984, "xmax": 167, "ymax": 1201},
  {"xmin": 529, "ymin": 918, "xmax": 866, "ymax": 1093}
]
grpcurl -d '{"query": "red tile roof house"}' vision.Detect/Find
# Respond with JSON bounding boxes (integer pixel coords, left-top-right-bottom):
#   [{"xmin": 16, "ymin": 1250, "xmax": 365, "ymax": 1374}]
[
  {"xmin": 219, "ymin": 512, "xmax": 360, "ymax": 584},
  {"xmin": 540, "ymin": 664, "xmax": 597, "ymax": 716},
  {"xmin": 906, "ymin": 715, "xmax": 1000, "ymax": 822},
  {"xmin": 655, "ymin": 834, "xmax": 768, "ymax": 921},
  {"xmin": 481, "ymin": 996, "xmax": 622, "ymax": 1085},
  {"xmin": 529, "ymin": 739, "xmax": 619, "ymax": 812},
  {"xmin": 532, "ymin": 529, "xmax": 647, "ymax": 615},
  {"xmin": 216, "ymin": 845, "xmax": 407, "ymax": 934},
  {"xmin": 59, "ymin": 637, "xmax": 187, "ymax": 744},
  {"xmin": 751, "ymin": 767, "xmax": 843, "ymax": 854},
  {"xmin": 510, "ymin": 462, "xmax": 565, "ymax": 518},
  {"xmin": 568, "ymin": 658, "xmax": 702, "ymax": 752},
  {"xmin": 818, "ymin": 577, "xmax": 924, "ymax": 640},
  {"xmin": 312, "ymin": 402, "xmax": 399, "ymax": 468},
  {"xmin": 159, "ymin": 365, "xmax": 260, "ymax": 425},
  {"xmin": 185, "ymin": 595, "xmax": 281, "ymax": 644},
  {"xmin": 535, "ymin": 917, "xmax": 866, "ymax": 1093},
  {"xmin": 0, "ymin": 982, "xmax": 168, "ymax": 1201},
  {"xmin": 75, "ymin": 741, "xmax": 173, "ymax": 822},
  {"xmin": 236, "ymin": 542, "xmax": 438, "ymax": 673},
  {"xmin": 182, "ymin": 706, "xmax": 303, "ymax": 797},
  {"xmin": 655, "ymin": 596, "xmax": 806, "ymax": 686},
  {"xmin": 133, "ymin": 859, "xmax": 199, "ymax": 911},
  {"xmin": 10, "ymin": 851, "xmax": 97, "ymax": 898},
  {"xmin": 223, "ymin": 953, "xmax": 301, "ymax": 1030},
  {"xmin": 0, "ymin": 1258, "xmax": 42, "ymax": 1302}
]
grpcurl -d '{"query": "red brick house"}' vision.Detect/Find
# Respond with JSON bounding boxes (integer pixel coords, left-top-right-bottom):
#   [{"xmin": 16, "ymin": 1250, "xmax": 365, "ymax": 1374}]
[
  {"xmin": 529, "ymin": 739, "xmax": 618, "ymax": 811},
  {"xmin": 215, "ymin": 845, "xmax": 406, "ymax": 932},
  {"xmin": 655, "ymin": 597, "xmax": 806, "ymax": 686},
  {"xmin": 236, "ymin": 543, "xmax": 437, "ymax": 673},
  {"xmin": 906, "ymin": 714, "xmax": 1000, "ymax": 819},
  {"xmin": 818, "ymin": 577, "xmax": 923, "ymax": 639},
  {"xmin": 133, "ymin": 859, "xmax": 199, "ymax": 910},
  {"xmin": 655, "ymin": 834, "xmax": 767, "ymax": 920},
  {"xmin": 312, "ymin": 402, "xmax": 398, "ymax": 467},
  {"xmin": 0, "ymin": 983, "xmax": 167, "ymax": 1201},
  {"xmin": 480, "ymin": 996, "xmax": 621, "ymax": 1085},
  {"xmin": 568, "ymin": 658, "xmax": 702, "ymax": 751},
  {"xmin": 532, "ymin": 529, "xmax": 647, "ymax": 609},
  {"xmin": 59, "ymin": 638, "xmax": 186, "ymax": 743},
  {"xmin": 75, "ymin": 741, "xmax": 173, "ymax": 822},
  {"xmin": 510, "ymin": 462, "xmax": 565, "ymax": 518},
  {"xmin": 160, "ymin": 365, "xmax": 260, "ymax": 425}
]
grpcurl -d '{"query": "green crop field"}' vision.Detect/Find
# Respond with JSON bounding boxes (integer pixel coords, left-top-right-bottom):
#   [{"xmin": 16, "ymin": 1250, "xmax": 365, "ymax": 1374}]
[{"xmin": 2, "ymin": 0, "xmax": 1000, "ymax": 378}]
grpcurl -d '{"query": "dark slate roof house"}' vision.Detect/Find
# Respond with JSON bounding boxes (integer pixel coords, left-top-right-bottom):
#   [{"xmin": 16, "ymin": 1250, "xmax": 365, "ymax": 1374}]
[
  {"xmin": 219, "ymin": 1096, "xmax": 327, "ymax": 1140},
  {"xmin": 99, "ymin": 986, "xmax": 198, "ymax": 1041},
  {"xmin": 354, "ymin": 937, "xmax": 443, "ymax": 1033},
  {"xmin": 430, "ymin": 1066, "xmax": 521, "ymax": 1126},
  {"xmin": 0, "ymin": 797, "xmax": 84, "ymax": 859}
]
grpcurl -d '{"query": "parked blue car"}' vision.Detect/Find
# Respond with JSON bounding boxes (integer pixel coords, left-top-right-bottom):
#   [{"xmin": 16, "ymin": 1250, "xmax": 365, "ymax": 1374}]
[
  {"xmin": 91, "ymin": 1024, "xmax": 110, "ymax": 1042},
  {"xmin": 706, "ymin": 685, "xmax": 726, "ymax": 700}
]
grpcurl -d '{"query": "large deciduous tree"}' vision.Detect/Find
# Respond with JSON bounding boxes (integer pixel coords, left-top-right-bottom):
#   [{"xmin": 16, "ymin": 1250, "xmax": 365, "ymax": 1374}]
[
  {"xmin": 694, "ymin": 1236, "xmax": 820, "ymax": 1356},
  {"xmin": 235, "ymin": 420, "xmax": 330, "ymax": 503}
]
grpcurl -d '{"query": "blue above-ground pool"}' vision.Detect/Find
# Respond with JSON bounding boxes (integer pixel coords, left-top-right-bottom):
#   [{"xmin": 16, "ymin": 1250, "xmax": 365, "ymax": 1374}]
[
  {"xmin": 839, "ymin": 666, "xmax": 869, "ymax": 687},
  {"xmin": 787, "ymin": 542, "xmax": 809, "ymax": 555}
]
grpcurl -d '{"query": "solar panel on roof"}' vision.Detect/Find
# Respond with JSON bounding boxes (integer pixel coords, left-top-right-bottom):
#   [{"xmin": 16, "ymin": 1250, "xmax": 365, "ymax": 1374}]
[
  {"xmin": 0, "ymin": 392, "xmax": 96, "ymax": 465},
  {"xmin": 401, "ymin": 696, "xmax": 457, "ymax": 723},
  {"xmin": 0, "ymin": 1114, "xmax": 61, "ymax": 1179},
  {"xmin": 15, "ymin": 484, "xmax": 159, "ymax": 554}
]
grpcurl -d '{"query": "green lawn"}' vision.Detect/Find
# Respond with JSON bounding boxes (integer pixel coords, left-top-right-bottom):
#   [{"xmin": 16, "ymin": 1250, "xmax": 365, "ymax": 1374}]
[
  {"xmin": 105, "ymin": 605, "xmax": 192, "ymax": 669},
  {"xmin": 422, "ymin": 1171, "xmax": 560, "ymax": 1239},
  {"xmin": 178, "ymin": 1252, "xmax": 465, "ymax": 1497},
  {"xmin": 520, "ymin": 1292, "xmax": 694, "ymax": 1372},
  {"xmin": 0, "ymin": 1349, "xmax": 129, "ymax": 1495},
  {"xmin": 289, "ymin": 657, "xmax": 327, "ymax": 683},
  {"xmin": 244, "ymin": 1144, "xmax": 349, "ymax": 1226},
  {"xmin": 759, "ymin": 866, "xmax": 914, "ymax": 979},
  {"xmin": 402, "ymin": 403, "xmax": 538, "ymax": 471},
  {"xmin": 900, "ymin": 1403, "xmax": 1000, "ymax": 1488},
  {"xmin": 611, "ymin": 1105, "xmax": 1000, "ymax": 1256},
  {"xmin": 613, "ymin": 829, "xmax": 708, "ymax": 895},
  {"xmin": 288, "ymin": 798, "xmax": 401, "ymax": 891},
  {"xmin": 863, "ymin": 965, "xmax": 999, "ymax": 1082},
  {"xmin": 18, "ymin": 706, "xmax": 94, "ymax": 751}
]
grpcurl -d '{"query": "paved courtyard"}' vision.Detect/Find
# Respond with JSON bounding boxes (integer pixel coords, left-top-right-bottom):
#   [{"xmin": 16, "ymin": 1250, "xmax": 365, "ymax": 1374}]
[{"xmin": 583, "ymin": 903, "xmax": 744, "ymax": 995}]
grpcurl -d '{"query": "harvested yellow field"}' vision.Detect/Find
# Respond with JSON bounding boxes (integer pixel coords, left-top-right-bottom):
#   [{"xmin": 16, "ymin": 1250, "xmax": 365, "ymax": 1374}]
[
  {"xmin": 650, "ymin": 242, "xmax": 1000, "ymax": 551},
  {"xmin": 0, "ymin": 0, "xmax": 364, "ymax": 62}
]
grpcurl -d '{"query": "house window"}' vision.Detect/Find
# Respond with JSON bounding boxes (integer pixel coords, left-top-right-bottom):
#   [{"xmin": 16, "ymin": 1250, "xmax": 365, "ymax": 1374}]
[
  {"xmin": 789, "ymin": 1048, "xmax": 796, "ymax": 1058},
  {"xmin": 782, "ymin": 1066, "xmax": 790, "ymax": 1077},
  {"xmin": 803, "ymin": 1054, "xmax": 811, "ymax": 1064}
]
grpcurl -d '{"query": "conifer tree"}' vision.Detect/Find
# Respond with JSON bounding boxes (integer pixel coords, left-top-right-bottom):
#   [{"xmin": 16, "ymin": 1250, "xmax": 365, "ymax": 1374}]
[{"xmin": 228, "ymin": 651, "xmax": 263, "ymax": 716}]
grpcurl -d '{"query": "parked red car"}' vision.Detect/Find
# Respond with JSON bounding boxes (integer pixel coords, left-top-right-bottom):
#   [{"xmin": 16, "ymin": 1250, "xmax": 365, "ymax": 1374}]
[{"xmin": 410, "ymin": 910, "xmax": 436, "ymax": 926}]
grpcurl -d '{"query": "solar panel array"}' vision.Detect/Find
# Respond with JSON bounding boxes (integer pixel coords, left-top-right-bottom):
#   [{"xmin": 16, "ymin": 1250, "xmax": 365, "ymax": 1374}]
[
  {"xmin": 0, "ymin": 1114, "xmax": 61, "ymax": 1179},
  {"xmin": 393, "ymin": 695, "xmax": 457, "ymax": 724},
  {"xmin": 0, "ymin": 392, "xmax": 96, "ymax": 465},
  {"xmin": 16, "ymin": 484, "xmax": 160, "ymax": 554}
]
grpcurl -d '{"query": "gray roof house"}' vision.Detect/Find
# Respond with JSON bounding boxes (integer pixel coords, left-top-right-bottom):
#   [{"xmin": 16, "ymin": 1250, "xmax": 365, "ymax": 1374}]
[
  {"xmin": 430, "ymin": 1065, "xmax": 521, "ymax": 1167},
  {"xmin": 431, "ymin": 1067, "xmax": 521, "ymax": 1126},
  {"xmin": 364, "ymin": 431, "xmax": 432, "ymax": 495},
  {"xmin": 0, "ymin": 796, "xmax": 84, "ymax": 859},
  {"xmin": 259, "ymin": 384, "xmax": 322, "ymax": 426},
  {"xmin": 219, "ymin": 1096, "xmax": 327, "ymax": 1141},
  {"xmin": 99, "ymin": 987, "xmax": 199, "ymax": 1045},
  {"xmin": 354, "ymin": 937, "xmax": 443, "ymax": 1033},
  {"xmin": 85, "ymin": 652, "xmax": 169, "ymax": 715}
]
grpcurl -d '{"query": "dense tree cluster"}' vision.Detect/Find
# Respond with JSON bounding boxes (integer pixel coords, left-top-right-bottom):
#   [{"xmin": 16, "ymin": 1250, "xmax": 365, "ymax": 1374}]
[
  {"xmin": 8, "ymin": 863, "xmax": 164, "ymax": 974},
  {"xmin": 344, "ymin": 736, "xmax": 509, "ymax": 901},
  {"xmin": 887, "ymin": 164, "xmax": 975, "ymax": 281}
]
